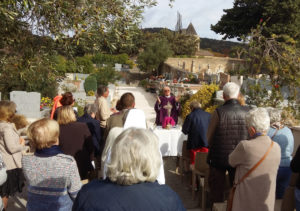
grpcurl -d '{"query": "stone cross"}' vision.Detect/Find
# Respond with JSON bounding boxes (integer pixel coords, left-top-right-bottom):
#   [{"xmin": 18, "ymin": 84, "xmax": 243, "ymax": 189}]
[{"xmin": 163, "ymin": 101, "xmax": 173, "ymax": 117}]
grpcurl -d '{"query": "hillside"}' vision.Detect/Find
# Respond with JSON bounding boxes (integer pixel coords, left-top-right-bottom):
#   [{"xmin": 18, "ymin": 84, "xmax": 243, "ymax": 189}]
[{"xmin": 200, "ymin": 38, "xmax": 246, "ymax": 57}]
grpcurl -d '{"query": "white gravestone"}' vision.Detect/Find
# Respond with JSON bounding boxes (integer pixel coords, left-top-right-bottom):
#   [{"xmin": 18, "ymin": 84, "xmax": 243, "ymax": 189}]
[{"xmin": 10, "ymin": 91, "xmax": 41, "ymax": 118}]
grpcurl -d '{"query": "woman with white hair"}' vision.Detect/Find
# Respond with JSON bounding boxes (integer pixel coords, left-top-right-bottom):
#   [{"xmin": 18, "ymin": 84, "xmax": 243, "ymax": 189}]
[
  {"xmin": 228, "ymin": 107, "xmax": 281, "ymax": 211},
  {"xmin": 73, "ymin": 128, "xmax": 185, "ymax": 211},
  {"xmin": 267, "ymin": 108, "xmax": 294, "ymax": 199}
]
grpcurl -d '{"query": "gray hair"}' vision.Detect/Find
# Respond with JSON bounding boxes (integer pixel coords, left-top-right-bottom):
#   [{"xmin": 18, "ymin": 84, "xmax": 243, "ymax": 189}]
[
  {"xmin": 107, "ymin": 128, "xmax": 161, "ymax": 185},
  {"xmin": 246, "ymin": 107, "xmax": 270, "ymax": 133},
  {"xmin": 268, "ymin": 108, "xmax": 282, "ymax": 125},
  {"xmin": 84, "ymin": 104, "xmax": 97, "ymax": 115},
  {"xmin": 223, "ymin": 82, "xmax": 240, "ymax": 99},
  {"xmin": 190, "ymin": 101, "xmax": 201, "ymax": 110}
]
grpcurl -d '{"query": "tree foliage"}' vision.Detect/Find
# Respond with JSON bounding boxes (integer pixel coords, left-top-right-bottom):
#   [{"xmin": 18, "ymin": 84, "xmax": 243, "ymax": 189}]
[
  {"xmin": 137, "ymin": 39, "xmax": 173, "ymax": 72},
  {"xmin": 211, "ymin": 0, "xmax": 300, "ymax": 42},
  {"xmin": 141, "ymin": 29, "xmax": 199, "ymax": 56},
  {"xmin": 0, "ymin": 0, "xmax": 161, "ymax": 98}
]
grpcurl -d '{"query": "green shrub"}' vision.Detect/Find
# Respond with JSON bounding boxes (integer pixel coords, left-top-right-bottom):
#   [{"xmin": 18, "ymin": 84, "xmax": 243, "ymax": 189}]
[
  {"xmin": 84, "ymin": 75, "xmax": 97, "ymax": 93},
  {"xmin": 50, "ymin": 55, "xmax": 67, "ymax": 76},
  {"xmin": 92, "ymin": 53, "xmax": 132, "ymax": 67},
  {"xmin": 66, "ymin": 59, "xmax": 77, "ymax": 73},
  {"xmin": 181, "ymin": 84, "xmax": 219, "ymax": 120}
]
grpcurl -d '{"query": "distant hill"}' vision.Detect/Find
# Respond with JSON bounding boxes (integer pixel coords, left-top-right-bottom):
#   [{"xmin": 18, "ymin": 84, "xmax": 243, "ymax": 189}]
[
  {"xmin": 200, "ymin": 38, "xmax": 246, "ymax": 57},
  {"xmin": 142, "ymin": 27, "xmax": 173, "ymax": 33}
]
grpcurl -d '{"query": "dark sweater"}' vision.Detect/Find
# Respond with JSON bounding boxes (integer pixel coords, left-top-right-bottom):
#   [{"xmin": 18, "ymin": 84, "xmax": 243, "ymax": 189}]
[
  {"xmin": 182, "ymin": 108, "xmax": 211, "ymax": 149},
  {"xmin": 77, "ymin": 114, "xmax": 101, "ymax": 156},
  {"xmin": 72, "ymin": 179, "xmax": 186, "ymax": 211},
  {"xmin": 59, "ymin": 122, "xmax": 93, "ymax": 180}
]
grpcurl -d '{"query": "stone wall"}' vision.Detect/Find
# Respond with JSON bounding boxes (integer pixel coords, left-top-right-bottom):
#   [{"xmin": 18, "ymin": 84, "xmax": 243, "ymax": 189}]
[{"xmin": 163, "ymin": 56, "xmax": 245, "ymax": 76}]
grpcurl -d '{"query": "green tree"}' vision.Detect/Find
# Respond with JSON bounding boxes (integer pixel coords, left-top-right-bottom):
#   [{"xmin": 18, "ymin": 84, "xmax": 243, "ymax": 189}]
[
  {"xmin": 242, "ymin": 25, "xmax": 300, "ymax": 117},
  {"xmin": 211, "ymin": 0, "xmax": 300, "ymax": 42},
  {"xmin": 92, "ymin": 66, "xmax": 121, "ymax": 86},
  {"xmin": 171, "ymin": 34, "xmax": 199, "ymax": 56},
  {"xmin": 137, "ymin": 39, "xmax": 173, "ymax": 73},
  {"xmin": 0, "ymin": 0, "xmax": 161, "ymax": 98}
]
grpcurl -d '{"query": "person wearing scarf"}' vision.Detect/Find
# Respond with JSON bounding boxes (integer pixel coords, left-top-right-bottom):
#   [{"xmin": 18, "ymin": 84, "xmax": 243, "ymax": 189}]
[{"xmin": 22, "ymin": 118, "xmax": 82, "ymax": 211}]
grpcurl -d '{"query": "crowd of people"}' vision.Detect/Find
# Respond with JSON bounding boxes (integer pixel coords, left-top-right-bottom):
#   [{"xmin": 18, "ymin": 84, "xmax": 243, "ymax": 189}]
[{"xmin": 0, "ymin": 82, "xmax": 298, "ymax": 211}]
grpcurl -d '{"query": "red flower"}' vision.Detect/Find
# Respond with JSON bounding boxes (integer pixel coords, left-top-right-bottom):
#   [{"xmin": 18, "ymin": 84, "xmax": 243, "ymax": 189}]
[
  {"xmin": 274, "ymin": 84, "xmax": 279, "ymax": 89},
  {"xmin": 259, "ymin": 18, "xmax": 263, "ymax": 24}
]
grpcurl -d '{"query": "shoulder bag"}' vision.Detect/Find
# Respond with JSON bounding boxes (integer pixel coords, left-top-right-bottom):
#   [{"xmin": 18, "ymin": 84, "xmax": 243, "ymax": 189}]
[{"xmin": 226, "ymin": 140, "xmax": 274, "ymax": 211}]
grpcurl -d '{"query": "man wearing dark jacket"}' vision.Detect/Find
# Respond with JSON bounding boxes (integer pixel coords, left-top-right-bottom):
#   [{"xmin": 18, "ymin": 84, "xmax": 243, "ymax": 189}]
[
  {"xmin": 207, "ymin": 82, "xmax": 249, "ymax": 204},
  {"xmin": 182, "ymin": 101, "xmax": 211, "ymax": 166},
  {"xmin": 77, "ymin": 104, "xmax": 101, "ymax": 158}
]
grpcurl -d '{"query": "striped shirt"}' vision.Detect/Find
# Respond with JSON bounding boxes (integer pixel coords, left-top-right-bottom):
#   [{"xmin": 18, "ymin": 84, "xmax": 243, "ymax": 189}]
[{"xmin": 22, "ymin": 153, "xmax": 82, "ymax": 211}]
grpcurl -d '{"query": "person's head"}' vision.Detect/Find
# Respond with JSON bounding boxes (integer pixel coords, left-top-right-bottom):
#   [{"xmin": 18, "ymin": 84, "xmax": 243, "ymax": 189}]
[
  {"xmin": 60, "ymin": 92, "xmax": 75, "ymax": 106},
  {"xmin": 10, "ymin": 114, "xmax": 29, "ymax": 130},
  {"xmin": 189, "ymin": 101, "xmax": 201, "ymax": 111},
  {"xmin": 163, "ymin": 86, "xmax": 171, "ymax": 97},
  {"xmin": 97, "ymin": 85, "xmax": 109, "ymax": 98},
  {"xmin": 107, "ymin": 128, "xmax": 161, "ymax": 185},
  {"xmin": 57, "ymin": 106, "xmax": 76, "ymax": 125},
  {"xmin": 0, "ymin": 100, "xmax": 16, "ymax": 122},
  {"xmin": 27, "ymin": 118, "xmax": 59, "ymax": 150},
  {"xmin": 84, "ymin": 104, "xmax": 97, "ymax": 118},
  {"xmin": 119, "ymin": 92, "xmax": 135, "ymax": 109},
  {"xmin": 246, "ymin": 107, "xmax": 270, "ymax": 136},
  {"xmin": 115, "ymin": 100, "xmax": 123, "ymax": 111},
  {"xmin": 268, "ymin": 108, "xmax": 282, "ymax": 125},
  {"xmin": 223, "ymin": 82, "xmax": 240, "ymax": 101}
]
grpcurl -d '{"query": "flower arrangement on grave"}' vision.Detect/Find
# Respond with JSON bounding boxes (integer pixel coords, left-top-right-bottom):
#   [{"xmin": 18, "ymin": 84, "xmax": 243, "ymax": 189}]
[
  {"xmin": 181, "ymin": 84, "xmax": 219, "ymax": 120},
  {"xmin": 87, "ymin": 90, "xmax": 95, "ymax": 96},
  {"xmin": 40, "ymin": 97, "xmax": 53, "ymax": 110}
]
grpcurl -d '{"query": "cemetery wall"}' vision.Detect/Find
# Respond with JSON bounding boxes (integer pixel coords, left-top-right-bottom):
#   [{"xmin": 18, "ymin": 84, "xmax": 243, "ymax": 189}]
[{"xmin": 164, "ymin": 56, "xmax": 245, "ymax": 75}]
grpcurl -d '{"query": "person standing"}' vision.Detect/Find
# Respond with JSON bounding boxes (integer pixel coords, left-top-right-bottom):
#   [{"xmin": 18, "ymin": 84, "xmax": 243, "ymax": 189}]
[
  {"xmin": 95, "ymin": 86, "xmax": 111, "ymax": 135},
  {"xmin": 0, "ymin": 101, "xmax": 25, "ymax": 210},
  {"xmin": 22, "ymin": 118, "xmax": 82, "ymax": 211},
  {"xmin": 229, "ymin": 108, "xmax": 281, "ymax": 211},
  {"xmin": 154, "ymin": 86, "xmax": 180, "ymax": 126},
  {"xmin": 73, "ymin": 128, "xmax": 185, "ymax": 211},
  {"xmin": 77, "ymin": 104, "xmax": 101, "ymax": 158},
  {"xmin": 57, "ymin": 106, "xmax": 94, "ymax": 180},
  {"xmin": 104, "ymin": 92, "xmax": 135, "ymax": 139},
  {"xmin": 182, "ymin": 101, "xmax": 211, "ymax": 166},
  {"xmin": 267, "ymin": 108, "xmax": 294, "ymax": 199},
  {"xmin": 206, "ymin": 82, "xmax": 250, "ymax": 203}
]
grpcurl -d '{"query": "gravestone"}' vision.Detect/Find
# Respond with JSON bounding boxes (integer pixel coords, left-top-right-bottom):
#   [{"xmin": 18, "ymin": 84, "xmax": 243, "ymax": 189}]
[
  {"xmin": 10, "ymin": 91, "xmax": 41, "ymax": 118},
  {"xmin": 191, "ymin": 60, "xmax": 195, "ymax": 73},
  {"xmin": 115, "ymin": 63, "xmax": 122, "ymax": 71},
  {"xmin": 65, "ymin": 73, "xmax": 74, "ymax": 80},
  {"xmin": 219, "ymin": 72, "xmax": 230, "ymax": 88},
  {"xmin": 214, "ymin": 90, "xmax": 224, "ymax": 105},
  {"xmin": 231, "ymin": 76, "xmax": 243, "ymax": 87},
  {"xmin": 79, "ymin": 80, "xmax": 85, "ymax": 92}
]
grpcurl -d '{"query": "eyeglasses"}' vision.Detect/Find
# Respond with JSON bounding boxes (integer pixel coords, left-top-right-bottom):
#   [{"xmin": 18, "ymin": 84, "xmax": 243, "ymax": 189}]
[{"xmin": 164, "ymin": 90, "xmax": 170, "ymax": 92}]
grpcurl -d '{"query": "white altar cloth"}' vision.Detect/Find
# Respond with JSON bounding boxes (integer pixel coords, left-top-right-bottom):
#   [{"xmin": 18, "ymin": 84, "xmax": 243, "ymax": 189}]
[{"xmin": 153, "ymin": 126, "xmax": 187, "ymax": 157}]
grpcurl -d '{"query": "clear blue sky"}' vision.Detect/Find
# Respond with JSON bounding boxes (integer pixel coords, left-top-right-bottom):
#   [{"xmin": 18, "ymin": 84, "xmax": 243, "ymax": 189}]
[{"xmin": 142, "ymin": 0, "xmax": 235, "ymax": 40}]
